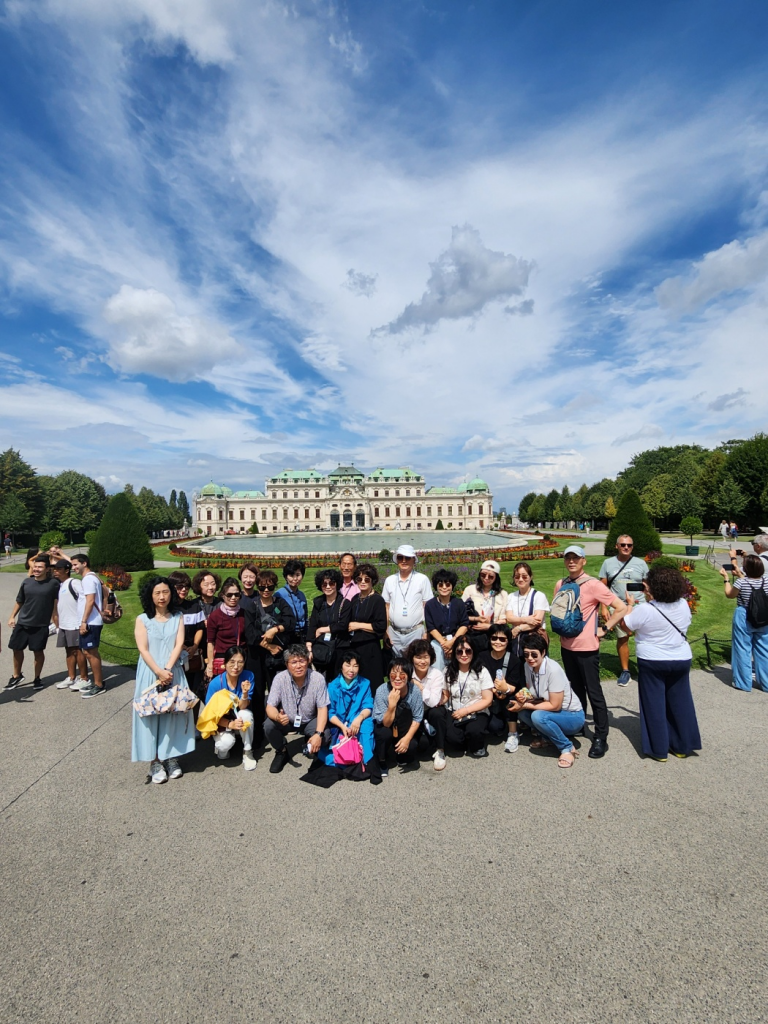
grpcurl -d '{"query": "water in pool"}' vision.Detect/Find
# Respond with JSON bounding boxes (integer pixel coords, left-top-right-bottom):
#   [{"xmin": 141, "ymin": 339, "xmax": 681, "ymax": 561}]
[{"xmin": 193, "ymin": 530, "xmax": 526, "ymax": 555}]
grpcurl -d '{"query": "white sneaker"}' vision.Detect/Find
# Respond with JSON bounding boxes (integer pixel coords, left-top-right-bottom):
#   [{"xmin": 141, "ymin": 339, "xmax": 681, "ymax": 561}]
[
  {"xmin": 242, "ymin": 748, "xmax": 257, "ymax": 771},
  {"xmin": 167, "ymin": 758, "xmax": 182, "ymax": 780},
  {"xmin": 504, "ymin": 733, "xmax": 519, "ymax": 753},
  {"xmin": 70, "ymin": 678, "xmax": 89, "ymax": 691},
  {"xmin": 433, "ymin": 750, "xmax": 446, "ymax": 771},
  {"xmin": 150, "ymin": 761, "xmax": 167, "ymax": 784},
  {"xmin": 57, "ymin": 678, "xmax": 76, "ymax": 689}
]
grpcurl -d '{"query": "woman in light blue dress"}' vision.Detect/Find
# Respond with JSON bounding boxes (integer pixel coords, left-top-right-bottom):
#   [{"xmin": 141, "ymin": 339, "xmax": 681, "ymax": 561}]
[{"xmin": 132, "ymin": 576, "xmax": 195, "ymax": 784}]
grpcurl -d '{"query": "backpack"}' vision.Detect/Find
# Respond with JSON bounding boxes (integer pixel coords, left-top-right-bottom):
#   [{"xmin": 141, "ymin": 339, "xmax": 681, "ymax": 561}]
[
  {"xmin": 746, "ymin": 582, "xmax": 768, "ymax": 629},
  {"xmin": 550, "ymin": 577, "xmax": 597, "ymax": 638},
  {"xmin": 100, "ymin": 585, "xmax": 123, "ymax": 625}
]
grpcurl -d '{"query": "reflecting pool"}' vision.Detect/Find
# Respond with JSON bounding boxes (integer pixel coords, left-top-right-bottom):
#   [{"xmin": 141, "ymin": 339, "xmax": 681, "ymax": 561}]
[{"xmin": 193, "ymin": 530, "xmax": 527, "ymax": 556}]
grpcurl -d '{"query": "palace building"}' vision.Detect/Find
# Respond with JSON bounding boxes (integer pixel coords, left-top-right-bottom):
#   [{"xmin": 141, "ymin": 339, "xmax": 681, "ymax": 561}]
[{"xmin": 193, "ymin": 466, "xmax": 493, "ymax": 535}]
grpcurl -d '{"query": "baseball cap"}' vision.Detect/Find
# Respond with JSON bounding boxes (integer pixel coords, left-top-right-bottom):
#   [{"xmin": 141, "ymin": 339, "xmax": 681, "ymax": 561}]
[
  {"xmin": 480, "ymin": 559, "xmax": 501, "ymax": 574},
  {"xmin": 53, "ymin": 558, "xmax": 72, "ymax": 570},
  {"xmin": 563, "ymin": 545, "xmax": 586, "ymax": 558}
]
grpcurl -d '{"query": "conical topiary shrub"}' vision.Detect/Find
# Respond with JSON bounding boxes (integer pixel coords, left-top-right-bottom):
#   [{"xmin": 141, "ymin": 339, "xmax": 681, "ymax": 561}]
[
  {"xmin": 604, "ymin": 488, "xmax": 662, "ymax": 558},
  {"xmin": 88, "ymin": 492, "xmax": 154, "ymax": 571}
]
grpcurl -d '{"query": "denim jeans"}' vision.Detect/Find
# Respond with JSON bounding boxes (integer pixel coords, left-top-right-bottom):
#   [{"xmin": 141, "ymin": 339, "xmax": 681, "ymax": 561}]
[
  {"xmin": 518, "ymin": 707, "xmax": 585, "ymax": 753},
  {"xmin": 731, "ymin": 605, "xmax": 768, "ymax": 691}
]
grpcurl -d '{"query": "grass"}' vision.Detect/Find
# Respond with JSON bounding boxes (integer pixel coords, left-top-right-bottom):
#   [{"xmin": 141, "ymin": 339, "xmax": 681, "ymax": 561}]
[{"xmin": 82, "ymin": 554, "xmax": 736, "ymax": 675}]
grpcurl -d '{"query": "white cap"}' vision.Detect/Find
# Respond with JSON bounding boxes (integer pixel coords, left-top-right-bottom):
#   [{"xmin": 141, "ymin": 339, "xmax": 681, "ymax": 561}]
[
  {"xmin": 394, "ymin": 544, "xmax": 417, "ymax": 562},
  {"xmin": 480, "ymin": 559, "xmax": 501, "ymax": 574},
  {"xmin": 563, "ymin": 545, "xmax": 586, "ymax": 558}
]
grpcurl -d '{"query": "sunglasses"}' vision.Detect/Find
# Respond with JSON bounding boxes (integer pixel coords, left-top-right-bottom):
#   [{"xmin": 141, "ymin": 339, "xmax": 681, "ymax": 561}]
[
  {"xmin": 355, "ymin": 575, "xmax": 372, "ymax": 583},
  {"xmin": 456, "ymin": 646, "xmax": 473, "ymax": 654},
  {"xmin": 479, "ymin": 571, "xmax": 496, "ymax": 578},
  {"xmin": 257, "ymin": 584, "xmax": 276, "ymax": 592},
  {"xmin": 224, "ymin": 591, "xmax": 240, "ymax": 598},
  {"xmin": 490, "ymin": 635, "xmax": 508, "ymax": 643},
  {"xmin": 618, "ymin": 543, "xmax": 633, "ymax": 548},
  {"xmin": 175, "ymin": 584, "xmax": 190, "ymax": 591},
  {"xmin": 321, "ymin": 581, "xmax": 336, "ymax": 588}
]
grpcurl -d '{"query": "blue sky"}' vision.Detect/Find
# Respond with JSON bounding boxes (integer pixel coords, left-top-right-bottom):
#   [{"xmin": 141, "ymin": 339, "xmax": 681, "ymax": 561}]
[{"xmin": 1, "ymin": 0, "xmax": 767, "ymax": 511}]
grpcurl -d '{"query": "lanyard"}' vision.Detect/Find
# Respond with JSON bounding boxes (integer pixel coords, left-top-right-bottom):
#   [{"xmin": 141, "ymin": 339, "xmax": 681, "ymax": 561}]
[
  {"xmin": 397, "ymin": 575, "xmax": 415, "ymax": 604},
  {"xmin": 291, "ymin": 677, "xmax": 309, "ymax": 718},
  {"xmin": 532, "ymin": 658, "xmax": 547, "ymax": 698},
  {"xmin": 456, "ymin": 670, "xmax": 471, "ymax": 705}
]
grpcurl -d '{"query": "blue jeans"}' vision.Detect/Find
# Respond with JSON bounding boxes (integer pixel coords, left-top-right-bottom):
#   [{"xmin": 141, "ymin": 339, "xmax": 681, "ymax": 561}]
[
  {"xmin": 731, "ymin": 605, "xmax": 768, "ymax": 691},
  {"xmin": 518, "ymin": 707, "xmax": 585, "ymax": 753}
]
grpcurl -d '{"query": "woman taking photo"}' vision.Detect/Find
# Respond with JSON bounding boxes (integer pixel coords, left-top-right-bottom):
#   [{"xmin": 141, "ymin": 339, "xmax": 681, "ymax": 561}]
[
  {"xmin": 320, "ymin": 652, "xmax": 375, "ymax": 769},
  {"xmin": 307, "ymin": 568, "xmax": 351, "ymax": 680},
  {"xmin": 347, "ymin": 563, "xmax": 387, "ymax": 697},
  {"xmin": 198, "ymin": 645, "xmax": 256, "ymax": 770},
  {"xmin": 428, "ymin": 639, "xmax": 493, "ymax": 762},
  {"xmin": 424, "ymin": 568, "xmax": 470, "ymax": 670},
  {"xmin": 205, "ymin": 578, "xmax": 245, "ymax": 681},
  {"xmin": 462, "ymin": 560, "xmax": 508, "ymax": 654},
  {"xmin": 606, "ymin": 566, "xmax": 701, "ymax": 760},
  {"xmin": 132, "ymin": 575, "xmax": 195, "ymax": 784},
  {"xmin": 719, "ymin": 553, "xmax": 768, "ymax": 692},
  {"xmin": 508, "ymin": 633, "xmax": 585, "ymax": 769}
]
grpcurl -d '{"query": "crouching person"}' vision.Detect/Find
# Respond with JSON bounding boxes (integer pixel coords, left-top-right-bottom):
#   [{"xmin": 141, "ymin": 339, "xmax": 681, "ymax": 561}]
[
  {"xmin": 197, "ymin": 645, "xmax": 257, "ymax": 770},
  {"xmin": 264, "ymin": 645, "xmax": 331, "ymax": 774},
  {"xmin": 372, "ymin": 658, "xmax": 424, "ymax": 776}
]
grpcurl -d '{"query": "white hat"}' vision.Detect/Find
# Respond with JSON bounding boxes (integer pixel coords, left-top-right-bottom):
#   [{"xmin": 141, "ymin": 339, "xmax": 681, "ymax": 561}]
[
  {"xmin": 394, "ymin": 544, "xmax": 417, "ymax": 562},
  {"xmin": 480, "ymin": 559, "xmax": 501, "ymax": 574},
  {"xmin": 563, "ymin": 545, "xmax": 586, "ymax": 558}
]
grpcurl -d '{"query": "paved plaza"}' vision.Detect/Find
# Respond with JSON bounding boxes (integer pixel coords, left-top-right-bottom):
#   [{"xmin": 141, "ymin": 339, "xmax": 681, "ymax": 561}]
[{"xmin": 1, "ymin": 571, "xmax": 767, "ymax": 1023}]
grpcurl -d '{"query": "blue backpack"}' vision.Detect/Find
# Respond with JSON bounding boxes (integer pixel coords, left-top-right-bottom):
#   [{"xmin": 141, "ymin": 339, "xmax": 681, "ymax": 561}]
[{"xmin": 550, "ymin": 576, "xmax": 597, "ymax": 638}]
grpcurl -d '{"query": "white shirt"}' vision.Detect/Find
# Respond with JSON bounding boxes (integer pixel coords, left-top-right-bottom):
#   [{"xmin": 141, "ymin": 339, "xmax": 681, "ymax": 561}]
[
  {"xmin": 415, "ymin": 665, "xmax": 447, "ymax": 708},
  {"xmin": 624, "ymin": 600, "xmax": 692, "ymax": 661},
  {"xmin": 57, "ymin": 577, "xmax": 82, "ymax": 630},
  {"xmin": 381, "ymin": 571, "xmax": 433, "ymax": 631},
  {"xmin": 447, "ymin": 666, "xmax": 493, "ymax": 717},
  {"xmin": 506, "ymin": 588, "xmax": 550, "ymax": 618},
  {"xmin": 525, "ymin": 657, "xmax": 582, "ymax": 713},
  {"xmin": 78, "ymin": 571, "xmax": 103, "ymax": 627}
]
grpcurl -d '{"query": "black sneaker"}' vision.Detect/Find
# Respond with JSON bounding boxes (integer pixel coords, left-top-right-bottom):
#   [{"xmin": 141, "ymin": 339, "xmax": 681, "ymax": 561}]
[
  {"xmin": 269, "ymin": 749, "xmax": 288, "ymax": 774},
  {"xmin": 32, "ymin": 678, "xmax": 44, "ymax": 690},
  {"xmin": 5, "ymin": 675, "xmax": 24, "ymax": 690}
]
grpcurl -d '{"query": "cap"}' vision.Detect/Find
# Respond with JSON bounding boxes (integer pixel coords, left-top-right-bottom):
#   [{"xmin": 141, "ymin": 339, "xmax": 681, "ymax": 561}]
[
  {"xmin": 563, "ymin": 545, "xmax": 586, "ymax": 558},
  {"xmin": 394, "ymin": 544, "xmax": 417, "ymax": 562},
  {"xmin": 480, "ymin": 559, "xmax": 501, "ymax": 574},
  {"xmin": 53, "ymin": 559, "xmax": 72, "ymax": 570}
]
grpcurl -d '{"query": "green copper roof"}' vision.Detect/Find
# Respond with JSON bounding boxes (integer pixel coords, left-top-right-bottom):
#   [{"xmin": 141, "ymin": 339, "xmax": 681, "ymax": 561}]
[
  {"xmin": 231, "ymin": 490, "xmax": 265, "ymax": 498},
  {"xmin": 465, "ymin": 478, "xmax": 489, "ymax": 491},
  {"xmin": 270, "ymin": 469, "xmax": 324, "ymax": 482},
  {"xmin": 329, "ymin": 465, "xmax": 365, "ymax": 478},
  {"xmin": 368, "ymin": 467, "xmax": 422, "ymax": 480},
  {"xmin": 199, "ymin": 482, "xmax": 233, "ymax": 497}
]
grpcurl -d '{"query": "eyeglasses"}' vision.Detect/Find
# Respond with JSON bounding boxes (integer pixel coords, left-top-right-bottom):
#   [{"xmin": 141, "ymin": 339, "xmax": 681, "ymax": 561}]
[
  {"xmin": 618, "ymin": 543, "xmax": 633, "ymax": 549},
  {"xmin": 224, "ymin": 591, "xmax": 240, "ymax": 599},
  {"xmin": 257, "ymin": 584, "xmax": 276, "ymax": 592}
]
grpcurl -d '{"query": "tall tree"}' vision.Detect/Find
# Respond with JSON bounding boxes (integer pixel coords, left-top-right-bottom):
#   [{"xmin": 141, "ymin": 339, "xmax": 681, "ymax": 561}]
[
  {"xmin": 604, "ymin": 489, "xmax": 662, "ymax": 557},
  {"xmin": 558, "ymin": 485, "xmax": 573, "ymax": 521},
  {"xmin": 571, "ymin": 484, "xmax": 589, "ymax": 522},
  {"xmin": 543, "ymin": 489, "xmax": 560, "ymax": 520},
  {"xmin": 169, "ymin": 489, "xmax": 178, "ymax": 510},
  {"xmin": 0, "ymin": 493, "xmax": 31, "ymax": 537},
  {"xmin": 694, "ymin": 450, "xmax": 727, "ymax": 524},
  {"xmin": 640, "ymin": 474, "xmax": 672, "ymax": 524},
  {"xmin": 177, "ymin": 491, "xmax": 190, "ymax": 522},
  {"xmin": 0, "ymin": 449, "xmax": 44, "ymax": 530},
  {"xmin": 40, "ymin": 470, "xmax": 108, "ymax": 537},
  {"xmin": 726, "ymin": 433, "xmax": 768, "ymax": 525},
  {"xmin": 715, "ymin": 475, "xmax": 748, "ymax": 520},
  {"xmin": 517, "ymin": 492, "xmax": 537, "ymax": 521},
  {"xmin": 89, "ymin": 493, "xmax": 154, "ymax": 571}
]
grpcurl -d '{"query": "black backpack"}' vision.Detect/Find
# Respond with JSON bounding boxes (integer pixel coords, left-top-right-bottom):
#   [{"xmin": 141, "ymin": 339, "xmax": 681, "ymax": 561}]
[{"xmin": 746, "ymin": 582, "xmax": 768, "ymax": 629}]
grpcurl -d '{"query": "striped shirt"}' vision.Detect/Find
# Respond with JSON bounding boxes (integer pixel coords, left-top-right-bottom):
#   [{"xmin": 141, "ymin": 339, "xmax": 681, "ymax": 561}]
[{"xmin": 734, "ymin": 576, "xmax": 768, "ymax": 609}]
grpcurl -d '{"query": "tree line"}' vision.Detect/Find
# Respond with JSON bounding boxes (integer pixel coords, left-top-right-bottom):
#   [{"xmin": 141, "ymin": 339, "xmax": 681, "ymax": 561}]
[
  {"xmin": 0, "ymin": 448, "xmax": 190, "ymax": 543},
  {"xmin": 518, "ymin": 434, "xmax": 768, "ymax": 531}
]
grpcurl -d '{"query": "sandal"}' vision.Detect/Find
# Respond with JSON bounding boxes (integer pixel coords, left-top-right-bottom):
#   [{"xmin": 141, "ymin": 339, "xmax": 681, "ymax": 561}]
[
  {"xmin": 530, "ymin": 738, "xmax": 551, "ymax": 749},
  {"xmin": 558, "ymin": 749, "xmax": 576, "ymax": 769}
]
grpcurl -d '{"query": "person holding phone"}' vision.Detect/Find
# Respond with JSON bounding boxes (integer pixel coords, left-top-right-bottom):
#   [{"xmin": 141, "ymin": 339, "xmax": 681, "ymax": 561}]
[
  {"xmin": 507, "ymin": 634, "xmax": 585, "ymax": 768},
  {"xmin": 599, "ymin": 535, "xmax": 648, "ymax": 687},
  {"xmin": 719, "ymin": 553, "xmax": 768, "ymax": 692}
]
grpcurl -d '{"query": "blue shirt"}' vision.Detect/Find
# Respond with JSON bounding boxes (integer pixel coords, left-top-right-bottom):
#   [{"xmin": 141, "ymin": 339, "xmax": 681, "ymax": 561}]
[
  {"xmin": 276, "ymin": 584, "xmax": 308, "ymax": 632},
  {"xmin": 205, "ymin": 670, "xmax": 255, "ymax": 705},
  {"xmin": 373, "ymin": 680, "xmax": 424, "ymax": 723}
]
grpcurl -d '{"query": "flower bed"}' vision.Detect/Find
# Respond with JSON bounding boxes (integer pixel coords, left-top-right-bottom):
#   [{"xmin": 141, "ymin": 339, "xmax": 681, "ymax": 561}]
[{"xmin": 100, "ymin": 565, "xmax": 133, "ymax": 591}]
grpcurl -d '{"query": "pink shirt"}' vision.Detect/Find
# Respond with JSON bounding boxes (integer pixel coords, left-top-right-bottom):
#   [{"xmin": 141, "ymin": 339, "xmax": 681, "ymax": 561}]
[
  {"xmin": 340, "ymin": 580, "xmax": 360, "ymax": 601},
  {"xmin": 554, "ymin": 575, "xmax": 615, "ymax": 652}
]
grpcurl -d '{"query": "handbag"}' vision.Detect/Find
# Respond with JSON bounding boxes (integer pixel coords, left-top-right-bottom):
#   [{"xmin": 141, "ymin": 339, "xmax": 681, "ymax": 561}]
[
  {"xmin": 133, "ymin": 679, "xmax": 199, "ymax": 717},
  {"xmin": 332, "ymin": 734, "xmax": 364, "ymax": 766}
]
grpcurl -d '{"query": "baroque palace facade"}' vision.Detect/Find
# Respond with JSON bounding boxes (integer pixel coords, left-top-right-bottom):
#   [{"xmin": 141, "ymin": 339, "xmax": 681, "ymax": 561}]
[{"xmin": 193, "ymin": 466, "xmax": 493, "ymax": 535}]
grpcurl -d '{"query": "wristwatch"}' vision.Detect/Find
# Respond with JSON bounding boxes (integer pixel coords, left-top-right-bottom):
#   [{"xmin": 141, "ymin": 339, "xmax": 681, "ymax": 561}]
[{"xmin": 313, "ymin": 731, "xmax": 322, "ymax": 738}]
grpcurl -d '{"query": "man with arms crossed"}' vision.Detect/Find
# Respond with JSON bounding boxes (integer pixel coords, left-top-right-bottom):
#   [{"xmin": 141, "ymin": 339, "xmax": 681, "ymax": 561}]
[
  {"xmin": 381, "ymin": 545, "xmax": 433, "ymax": 657},
  {"xmin": 71, "ymin": 554, "xmax": 105, "ymax": 698},
  {"xmin": 599, "ymin": 534, "xmax": 648, "ymax": 687},
  {"xmin": 6, "ymin": 554, "xmax": 59, "ymax": 690}
]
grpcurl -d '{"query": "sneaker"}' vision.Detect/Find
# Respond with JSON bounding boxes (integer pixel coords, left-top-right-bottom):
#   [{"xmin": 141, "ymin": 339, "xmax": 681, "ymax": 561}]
[
  {"xmin": 617, "ymin": 670, "xmax": 631, "ymax": 687},
  {"xmin": 242, "ymin": 748, "xmax": 257, "ymax": 771},
  {"xmin": 5, "ymin": 675, "xmax": 24, "ymax": 690},
  {"xmin": 504, "ymin": 733, "xmax": 520, "ymax": 753},
  {"xmin": 32, "ymin": 678, "xmax": 44, "ymax": 690},
  {"xmin": 378, "ymin": 762, "xmax": 389, "ymax": 778},
  {"xmin": 150, "ymin": 761, "xmax": 167, "ymax": 784},
  {"xmin": 471, "ymin": 746, "xmax": 489, "ymax": 758},
  {"xmin": 70, "ymin": 678, "xmax": 89, "ymax": 691},
  {"xmin": 269, "ymin": 748, "xmax": 288, "ymax": 774},
  {"xmin": 57, "ymin": 678, "xmax": 76, "ymax": 689},
  {"xmin": 167, "ymin": 758, "xmax": 182, "ymax": 779},
  {"xmin": 433, "ymin": 750, "xmax": 446, "ymax": 771},
  {"xmin": 80, "ymin": 683, "xmax": 105, "ymax": 698}
]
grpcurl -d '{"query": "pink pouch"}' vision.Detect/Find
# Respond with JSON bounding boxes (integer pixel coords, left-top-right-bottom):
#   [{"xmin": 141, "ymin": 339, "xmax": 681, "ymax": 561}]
[{"xmin": 332, "ymin": 734, "xmax": 364, "ymax": 766}]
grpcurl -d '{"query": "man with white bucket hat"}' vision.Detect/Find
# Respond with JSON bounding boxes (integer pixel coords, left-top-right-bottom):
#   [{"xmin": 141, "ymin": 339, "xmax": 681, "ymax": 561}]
[{"xmin": 381, "ymin": 545, "xmax": 433, "ymax": 657}]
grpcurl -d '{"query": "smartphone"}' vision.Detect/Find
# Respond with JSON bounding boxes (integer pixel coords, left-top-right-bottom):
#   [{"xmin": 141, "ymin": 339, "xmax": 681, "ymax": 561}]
[
  {"xmin": 736, "ymin": 549, "xmax": 745, "ymax": 556},
  {"xmin": 626, "ymin": 582, "xmax": 644, "ymax": 592},
  {"xmin": 722, "ymin": 563, "xmax": 733, "ymax": 570}
]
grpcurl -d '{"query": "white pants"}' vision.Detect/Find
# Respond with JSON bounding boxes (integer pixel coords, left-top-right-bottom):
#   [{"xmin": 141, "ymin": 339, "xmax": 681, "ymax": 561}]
[
  {"xmin": 214, "ymin": 709, "xmax": 254, "ymax": 758},
  {"xmin": 388, "ymin": 626, "xmax": 424, "ymax": 657}
]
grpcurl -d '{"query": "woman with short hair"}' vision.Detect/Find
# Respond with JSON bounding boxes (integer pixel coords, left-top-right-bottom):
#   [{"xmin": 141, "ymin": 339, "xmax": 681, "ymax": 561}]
[
  {"xmin": 198, "ymin": 645, "xmax": 256, "ymax": 770},
  {"xmin": 372, "ymin": 657, "xmax": 424, "ymax": 774},
  {"xmin": 424, "ymin": 568, "xmax": 469, "ymax": 670},
  {"xmin": 320, "ymin": 652, "xmax": 375, "ymax": 769},
  {"xmin": 607, "ymin": 566, "xmax": 701, "ymax": 760},
  {"xmin": 407, "ymin": 639, "xmax": 449, "ymax": 770},
  {"xmin": 238, "ymin": 563, "xmax": 259, "ymax": 608},
  {"xmin": 168, "ymin": 570, "xmax": 205, "ymax": 696},
  {"xmin": 307, "ymin": 568, "xmax": 351, "ymax": 680},
  {"xmin": 348, "ymin": 563, "xmax": 387, "ymax": 697},
  {"xmin": 205, "ymin": 578, "xmax": 245, "ymax": 680},
  {"xmin": 276, "ymin": 559, "xmax": 308, "ymax": 643},
  {"xmin": 191, "ymin": 569, "xmax": 221, "ymax": 679},
  {"xmin": 720, "ymin": 553, "xmax": 768, "ymax": 692},
  {"xmin": 478, "ymin": 624, "xmax": 521, "ymax": 753}
]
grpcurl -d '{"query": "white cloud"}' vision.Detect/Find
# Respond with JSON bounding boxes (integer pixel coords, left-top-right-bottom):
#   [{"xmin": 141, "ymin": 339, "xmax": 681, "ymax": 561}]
[
  {"xmin": 102, "ymin": 286, "xmax": 243, "ymax": 381},
  {"xmin": 611, "ymin": 424, "xmax": 666, "ymax": 447},
  {"xmin": 373, "ymin": 225, "xmax": 534, "ymax": 335},
  {"xmin": 656, "ymin": 230, "xmax": 768, "ymax": 314},
  {"xmin": 707, "ymin": 388, "xmax": 748, "ymax": 412},
  {"xmin": 342, "ymin": 269, "xmax": 378, "ymax": 297}
]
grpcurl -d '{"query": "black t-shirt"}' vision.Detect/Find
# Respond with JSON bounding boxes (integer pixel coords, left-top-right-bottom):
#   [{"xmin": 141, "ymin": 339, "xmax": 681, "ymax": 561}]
[
  {"xmin": 478, "ymin": 649, "xmax": 522, "ymax": 692},
  {"xmin": 16, "ymin": 577, "xmax": 60, "ymax": 628}
]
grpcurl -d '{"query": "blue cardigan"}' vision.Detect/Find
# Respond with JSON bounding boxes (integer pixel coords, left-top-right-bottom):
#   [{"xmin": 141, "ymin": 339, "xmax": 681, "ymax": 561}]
[{"xmin": 320, "ymin": 673, "xmax": 375, "ymax": 765}]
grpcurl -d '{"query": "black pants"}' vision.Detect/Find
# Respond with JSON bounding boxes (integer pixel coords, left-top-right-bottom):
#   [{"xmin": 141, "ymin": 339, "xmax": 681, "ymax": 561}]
[
  {"xmin": 561, "ymin": 648, "xmax": 608, "ymax": 739},
  {"xmin": 263, "ymin": 715, "xmax": 330, "ymax": 752},
  {"xmin": 374, "ymin": 723, "xmax": 418, "ymax": 764},
  {"xmin": 426, "ymin": 705, "xmax": 488, "ymax": 753}
]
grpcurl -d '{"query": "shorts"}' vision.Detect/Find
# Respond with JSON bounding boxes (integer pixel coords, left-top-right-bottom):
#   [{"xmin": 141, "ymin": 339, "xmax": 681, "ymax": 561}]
[
  {"xmin": 57, "ymin": 628, "xmax": 82, "ymax": 648},
  {"xmin": 9, "ymin": 623, "xmax": 50, "ymax": 652},
  {"xmin": 79, "ymin": 625, "xmax": 103, "ymax": 651},
  {"xmin": 614, "ymin": 623, "xmax": 630, "ymax": 640}
]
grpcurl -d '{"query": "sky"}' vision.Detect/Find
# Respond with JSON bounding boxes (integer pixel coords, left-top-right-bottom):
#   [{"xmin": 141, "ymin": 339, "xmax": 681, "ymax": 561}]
[{"xmin": 1, "ymin": 0, "xmax": 767, "ymax": 512}]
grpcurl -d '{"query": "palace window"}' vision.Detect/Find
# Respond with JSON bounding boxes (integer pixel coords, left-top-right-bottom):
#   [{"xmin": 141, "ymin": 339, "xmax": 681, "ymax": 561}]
[
  {"xmin": 437, "ymin": 506, "xmax": 442, "ymax": 515},
  {"xmin": 427, "ymin": 505, "xmax": 432, "ymax": 515},
  {"xmin": 417, "ymin": 506, "xmax": 421, "ymax": 517},
  {"xmin": 406, "ymin": 489, "xmax": 410, "ymax": 496},
  {"xmin": 447, "ymin": 505, "xmax": 453, "ymax": 515},
  {"xmin": 228, "ymin": 510, "xmax": 233, "ymax": 520},
  {"xmin": 283, "ymin": 508, "xmax": 289, "ymax": 519},
  {"xmin": 304, "ymin": 508, "xmax": 310, "ymax": 519},
  {"xmin": 283, "ymin": 491, "xmax": 288, "ymax": 498},
  {"xmin": 315, "ymin": 508, "xmax": 321, "ymax": 518},
  {"xmin": 315, "ymin": 491, "xmax": 320, "ymax": 498},
  {"xmin": 395, "ymin": 506, "xmax": 401, "ymax": 517},
  {"xmin": 406, "ymin": 506, "xmax": 411, "ymax": 516},
  {"xmin": 467, "ymin": 504, "xmax": 472, "ymax": 515},
  {"xmin": 374, "ymin": 507, "xmax": 380, "ymax": 517},
  {"xmin": 385, "ymin": 507, "xmax": 390, "ymax": 517},
  {"xmin": 240, "ymin": 509, "xmax": 245, "ymax": 520},
  {"xmin": 272, "ymin": 509, "xmax": 277, "ymax": 520},
  {"xmin": 374, "ymin": 490, "xmax": 379, "ymax": 497},
  {"xmin": 251, "ymin": 509, "xmax": 256, "ymax": 519},
  {"xmin": 262, "ymin": 510, "xmax": 267, "ymax": 520},
  {"xmin": 294, "ymin": 508, "xmax": 299, "ymax": 519},
  {"xmin": 207, "ymin": 510, "xmax": 211, "ymax": 521}
]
